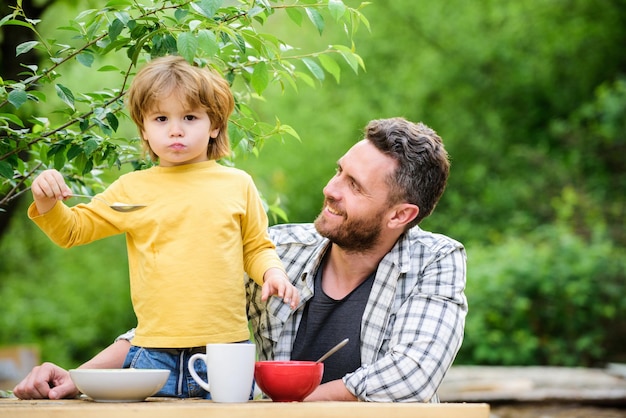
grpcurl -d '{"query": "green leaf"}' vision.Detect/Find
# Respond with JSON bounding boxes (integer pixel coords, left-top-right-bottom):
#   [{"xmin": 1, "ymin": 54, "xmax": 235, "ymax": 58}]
[
  {"xmin": 16, "ymin": 41, "xmax": 39, "ymax": 56},
  {"xmin": 302, "ymin": 58, "xmax": 324, "ymax": 82},
  {"xmin": 333, "ymin": 45, "xmax": 364, "ymax": 74},
  {"xmin": 0, "ymin": 161, "xmax": 13, "ymax": 179},
  {"xmin": 1, "ymin": 19, "xmax": 35, "ymax": 30},
  {"xmin": 83, "ymin": 139, "xmax": 99, "ymax": 156},
  {"xmin": 8, "ymin": 90, "xmax": 28, "ymax": 109},
  {"xmin": 48, "ymin": 141, "xmax": 69, "ymax": 157},
  {"xmin": 190, "ymin": 0, "xmax": 223, "ymax": 19},
  {"xmin": 318, "ymin": 54, "xmax": 341, "ymax": 83},
  {"xmin": 153, "ymin": 33, "xmax": 178, "ymax": 56},
  {"xmin": 268, "ymin": 203, "xmax": 288, "ymax": 223},
  {"xmin": 76, "ymin": 52, "xmax": 95, "ymax": 67},
  {"xmin": 251, "ymin": 61, "xmax": 270, "ymax": 94},
  {"xmin": 66, "ymin": 144, "xmax": 83, "ymax": 161},
  {"xmin": 0, "ymin": 14, "xmax": 12, "ymax": 27},
  {"xmin": 109, "ymin": 18, "xmax": 125, "ymax": 42},
  {"xmin": 80, "ymin": 118, "xmax": 89, "ymax": 132},
  {"xmin": 0, "ymin": 112, "xmax": 25, "ymax": 127},
  {"xmin": 75, "ymin": 153, "xmax": 88, "ymax": 174},
  {"xmin": 53, "ymin": 149, "xmax": 66, "ymax": 170},
  {"xmin": 295, "ymin": 71, "xmax": 315, "ymax": 88},
  {"xmin": 197, "ymin": 29, "xmax": 218, "ymax": 56},
  {"xmin": 285, "ymin": 7, "xmax": 303, "ymax": 26},
  {"xmin": 39, "ymin": 144, "xmax": 49, "ymax": 163},
  {"xmin": 305, "ymin": 8, "xmax": 325, "ymax": 35},
  {"xmin": 328, "ymin": 0, "xmax": 347, "ymax": 21},
  {"xmin": 177, "ymin": 32, "xmax": 199, "ymax": 63},
  {"xmin": 105, "ymin": 0, "xmax": 133, "ymax": 8},
  {"xmin": 55, "ymin": 84, "xmax": 75, "ymax": 110},
  {"xmin": 278, "ymin": 123, "xmax": 301, "ymax": 141},
  {"xmin": 29, "ymin": 91, "xmax": 46, "ymax": 103},
  {"xmin": 106, "ymin": 112, "xmax": 119, "ymax": 132},
  {"xmin": 97, "ymin": 65, "xmax": 121, "ymax": 72},
  {"xmin": 174, "ymin": 8, "xmax": 188, "ymax": 22}
]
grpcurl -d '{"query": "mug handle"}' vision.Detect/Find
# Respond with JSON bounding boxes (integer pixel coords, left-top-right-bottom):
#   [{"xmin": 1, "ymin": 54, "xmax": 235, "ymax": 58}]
[{"xmin": 188, "ymin": 353, "xmax": 211, "ymax": 392}]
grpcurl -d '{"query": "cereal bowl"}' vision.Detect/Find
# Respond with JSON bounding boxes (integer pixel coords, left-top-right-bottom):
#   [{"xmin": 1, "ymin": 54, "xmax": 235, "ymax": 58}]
[
  {"xmin": 254, "ymin": 361, "xmax": 323, "ymax": 402},
  {"xmin": 69, "ymin": 368, "xmax": 170, "ymax": 402}
]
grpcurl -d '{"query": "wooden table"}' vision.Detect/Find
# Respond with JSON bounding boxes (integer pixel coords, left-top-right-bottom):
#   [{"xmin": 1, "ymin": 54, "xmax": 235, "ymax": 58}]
[{"xmin": 0, "ymin": 397, "xmax": 489, "ymax": 418}]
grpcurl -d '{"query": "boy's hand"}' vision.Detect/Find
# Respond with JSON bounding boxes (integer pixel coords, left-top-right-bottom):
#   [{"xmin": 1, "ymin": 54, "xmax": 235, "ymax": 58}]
[
  {"xmin": 31, "ymin": 169, "xmax": 72, "ymax": 214},
  {"xmin": 261, "ymin": 267, "xmax": 300, "ymax": 309}
]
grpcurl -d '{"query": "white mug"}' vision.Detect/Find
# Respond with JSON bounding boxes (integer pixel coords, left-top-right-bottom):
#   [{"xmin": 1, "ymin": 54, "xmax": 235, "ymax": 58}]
[{"xmin": 188, "ymin": 343, "xmax": 256, "ymax": 403}]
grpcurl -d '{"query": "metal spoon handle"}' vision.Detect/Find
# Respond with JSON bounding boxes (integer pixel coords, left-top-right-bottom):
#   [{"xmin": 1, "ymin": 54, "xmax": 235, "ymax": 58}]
[
  {"xmin": 70, "ymin": 193, "xmax": 109, "ymax": 205},
  {"xmin": 70, "ymin": 194, "xmax": 146, "ymax": 212},
  {"xmin": 316, "ymin": 338, "xmax": 349, "ymax": 363}
]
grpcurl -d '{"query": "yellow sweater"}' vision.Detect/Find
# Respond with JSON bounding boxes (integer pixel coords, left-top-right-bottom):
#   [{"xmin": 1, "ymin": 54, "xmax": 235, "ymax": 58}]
[{"xmin": 28, "ymin": 161, "xmax": 285, "ymax": 347}]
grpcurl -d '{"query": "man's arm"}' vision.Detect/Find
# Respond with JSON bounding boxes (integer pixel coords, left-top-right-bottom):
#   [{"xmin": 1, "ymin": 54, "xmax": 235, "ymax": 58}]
[
  {"xmin": 304, "ymin": 379, "xmax": 357, "ymax": 401},
  {"xmin": 344, "ymin": 243, "xmax": 467, "ymax": 402}
]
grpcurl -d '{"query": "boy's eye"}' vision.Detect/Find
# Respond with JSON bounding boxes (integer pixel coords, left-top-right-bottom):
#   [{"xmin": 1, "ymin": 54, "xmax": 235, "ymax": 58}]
[
  {"xmin": 156, "ymin": 116, "xmax": 167, "ymax": 122},
  {"xmin": 184, "ymin": 115, "xmax": 196, "ymax": 121}
]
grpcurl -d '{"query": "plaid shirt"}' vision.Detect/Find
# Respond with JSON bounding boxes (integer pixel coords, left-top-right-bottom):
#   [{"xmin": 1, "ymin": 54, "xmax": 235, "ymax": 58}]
[{"xmin": 246, "ymin": 223, "xmax": 467, "ymax": 402}]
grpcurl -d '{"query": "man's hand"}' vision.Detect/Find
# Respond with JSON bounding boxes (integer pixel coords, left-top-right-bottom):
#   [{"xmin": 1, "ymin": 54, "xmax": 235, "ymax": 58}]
[
  {"xmin": 13, "ymin": 362, "xmax": 78, "ymax": 400},
  {"xmin": 262, "ymin": 267, "xmax": 300, "ymax": 309},
  {"xmin": 13, "ymin": 339, "xmax": 131, "ymax": 400}
]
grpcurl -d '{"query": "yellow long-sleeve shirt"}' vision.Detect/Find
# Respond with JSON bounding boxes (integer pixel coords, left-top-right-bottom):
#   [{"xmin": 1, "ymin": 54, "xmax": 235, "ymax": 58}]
[{"xmin": 28, "ymin": 160, "xmax": 285, "ymax": 347}]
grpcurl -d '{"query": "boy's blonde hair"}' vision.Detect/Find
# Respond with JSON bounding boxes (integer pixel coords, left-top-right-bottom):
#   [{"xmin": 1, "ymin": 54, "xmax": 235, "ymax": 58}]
[{"xmin": 126, "ymin": 55, "xmax": 235, "ymax": 161}]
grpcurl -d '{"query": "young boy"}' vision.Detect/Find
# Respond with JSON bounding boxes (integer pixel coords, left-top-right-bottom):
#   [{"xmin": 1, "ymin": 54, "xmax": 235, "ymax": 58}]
[{"xmin": 28, "ymin": 55, "xmax": 299, "ymax": 398}]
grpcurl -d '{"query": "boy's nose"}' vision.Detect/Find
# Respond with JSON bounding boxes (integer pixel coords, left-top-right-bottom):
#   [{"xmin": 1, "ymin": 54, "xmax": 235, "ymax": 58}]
[{"xmin": 169, "ymin": 123, "xmax": 183, "ymax": 137}]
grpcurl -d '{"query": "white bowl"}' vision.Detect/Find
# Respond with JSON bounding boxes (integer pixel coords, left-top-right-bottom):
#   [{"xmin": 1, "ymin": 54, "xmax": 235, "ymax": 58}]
[{"xmin": 69, "ymin": 368, "xmax": 170, "ymax": 402}]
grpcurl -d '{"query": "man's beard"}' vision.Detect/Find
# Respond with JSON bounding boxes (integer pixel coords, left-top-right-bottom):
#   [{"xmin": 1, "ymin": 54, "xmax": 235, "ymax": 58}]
[{"xmin": 314, "ymin": 203, "xmax": 385, "ymax": 252}]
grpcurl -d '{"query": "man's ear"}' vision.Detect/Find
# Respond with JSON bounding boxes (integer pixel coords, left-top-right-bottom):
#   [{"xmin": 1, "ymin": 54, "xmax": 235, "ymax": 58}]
[{"xmin": 387, "ymin": 203, "xmax": 419, "ymax": 230}]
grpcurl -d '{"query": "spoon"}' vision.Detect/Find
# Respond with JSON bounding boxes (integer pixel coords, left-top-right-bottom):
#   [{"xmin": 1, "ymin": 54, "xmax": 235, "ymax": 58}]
[
  {"xmin": 70, "ymin": 194, "xmax": 146, "ymax": 213},
  {"xmin": 316, "ymin": 338, "xmax": 349, "ymax": 363}
]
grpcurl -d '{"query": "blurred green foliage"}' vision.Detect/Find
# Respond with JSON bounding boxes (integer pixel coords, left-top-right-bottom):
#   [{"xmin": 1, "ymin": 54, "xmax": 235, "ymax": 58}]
[
  {"xmin": 1, "ymin": 0, "xmax": 625, "ymax": 381},
  {"xmin": 0, "ymin": 198, "xmax": 133, "ymax": 367},
  {"xmin": 460, "ymin": 222, "xmax": 626, "ymax": 366}
]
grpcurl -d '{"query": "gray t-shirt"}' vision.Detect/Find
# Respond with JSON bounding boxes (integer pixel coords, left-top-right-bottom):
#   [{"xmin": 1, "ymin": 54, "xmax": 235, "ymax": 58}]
[{"xmin": 291, "ymin": 265, "xmax": 376, "ymax": 383}]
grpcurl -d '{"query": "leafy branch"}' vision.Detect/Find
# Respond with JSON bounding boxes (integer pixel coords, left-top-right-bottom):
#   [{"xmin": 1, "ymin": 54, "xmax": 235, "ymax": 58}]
[{"xmin": 0, "ymin": 0, "xmax": 369, "ymax": 209}]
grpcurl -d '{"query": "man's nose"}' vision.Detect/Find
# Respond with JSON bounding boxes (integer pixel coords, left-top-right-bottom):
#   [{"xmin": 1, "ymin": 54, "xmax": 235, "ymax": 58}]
[{"xmin": 323, "ymin": 176, "xmax": 340, "ymax": 199}]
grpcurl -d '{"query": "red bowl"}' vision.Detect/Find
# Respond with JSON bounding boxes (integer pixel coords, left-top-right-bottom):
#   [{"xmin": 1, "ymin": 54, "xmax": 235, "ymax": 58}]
[{"xmin": 254, "ymin": 361, "xmax": 324, "ymax": 402}]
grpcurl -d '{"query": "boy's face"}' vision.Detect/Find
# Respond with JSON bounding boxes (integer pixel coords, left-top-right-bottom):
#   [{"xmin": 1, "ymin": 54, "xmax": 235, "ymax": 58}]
[{"xmin": 141, "ymin": 93, "xmax": 219, "ymax": 167}]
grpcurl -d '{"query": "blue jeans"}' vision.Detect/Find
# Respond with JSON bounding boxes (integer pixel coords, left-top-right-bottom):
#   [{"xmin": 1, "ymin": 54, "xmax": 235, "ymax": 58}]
[{"xmin": 123, "ymin": 346, "xmax": 210, "ymax": 399}]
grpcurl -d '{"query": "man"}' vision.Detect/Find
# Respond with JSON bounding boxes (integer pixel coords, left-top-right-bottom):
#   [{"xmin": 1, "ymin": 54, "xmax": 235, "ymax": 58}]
[{"xmin": 14, "ymin": 117, "xmax": 467, "ymax": 402}]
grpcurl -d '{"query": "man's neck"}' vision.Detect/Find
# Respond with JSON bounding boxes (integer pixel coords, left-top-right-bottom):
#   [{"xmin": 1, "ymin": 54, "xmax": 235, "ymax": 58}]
[{"xmin": 321, "ymin": 243, "xmax": 388, "ymax": 300}]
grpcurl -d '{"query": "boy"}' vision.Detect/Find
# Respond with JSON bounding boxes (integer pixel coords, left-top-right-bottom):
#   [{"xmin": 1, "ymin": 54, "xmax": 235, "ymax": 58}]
[{"xmin": 28, "ymin": 55, "xmax": 299, "ymax": 398}]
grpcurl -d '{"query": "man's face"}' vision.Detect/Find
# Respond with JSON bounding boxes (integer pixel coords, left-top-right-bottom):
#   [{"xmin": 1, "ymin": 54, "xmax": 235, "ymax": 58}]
[{"xmin": 314, "ymin": 140, "xmax": 397, "ymax": 252}]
